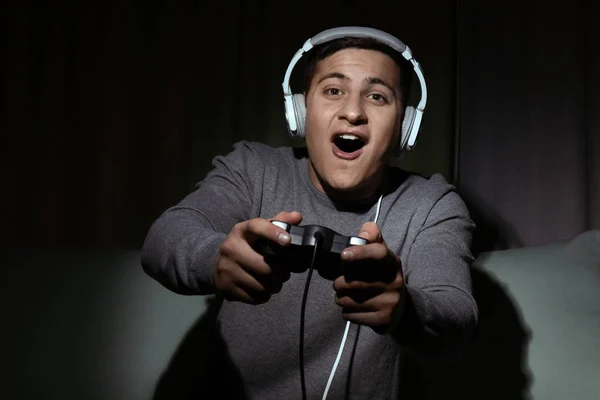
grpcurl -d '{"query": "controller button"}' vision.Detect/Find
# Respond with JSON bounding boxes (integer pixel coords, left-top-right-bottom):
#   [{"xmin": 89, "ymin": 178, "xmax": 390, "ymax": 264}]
[
  {"xmin": 349, "ymin": 237, "xmax": 368, "ymax": 246},
  {"xmin": 271, "ymin": 220, "xmax": 290, "ymax": 231}
]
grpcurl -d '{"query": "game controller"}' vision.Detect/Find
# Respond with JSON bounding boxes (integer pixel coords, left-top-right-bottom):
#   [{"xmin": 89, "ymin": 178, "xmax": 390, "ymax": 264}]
[
  {"xmin": 270, "ymin": 220, "xmax": 368, "ymax": 252},
  {"xmin": 257, "ymin": 220, "xmax": 369, "ymax": 279}
]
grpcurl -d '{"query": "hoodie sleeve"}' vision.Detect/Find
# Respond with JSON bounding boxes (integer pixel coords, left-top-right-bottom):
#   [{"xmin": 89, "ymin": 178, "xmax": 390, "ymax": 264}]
[
  {"xmin": 393, "ymin": 189, "xmax": 479, "ymax": 362},
  {"xmin": 140, "ymin": 141, "xmax": 264, "ymax": 295}
]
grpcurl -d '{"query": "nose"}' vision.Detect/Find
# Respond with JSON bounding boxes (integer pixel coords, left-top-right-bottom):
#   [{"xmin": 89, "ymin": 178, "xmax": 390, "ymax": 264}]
[{"xmin": 338, "ymin": 94, "xmax": 367, "ymax": 126}]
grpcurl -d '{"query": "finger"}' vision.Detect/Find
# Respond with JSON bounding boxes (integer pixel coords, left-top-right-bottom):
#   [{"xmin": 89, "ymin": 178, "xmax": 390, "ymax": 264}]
[
  {"xmin": 337, "ymin": 289, "xmax": 406, "ymax": 333},
  {"xmin": 232, "ymin": 247, "xmax": 289, "ymax": 294},
  {"xmin": 242, "ymin": 212, "xmax": 303, "ymax": 252},
  {"xmin": 220, "ymin": 236, "xmax": 275, "ymax": 276},
  {"xmin": 338, "ymin": 260, "xmax": 402, "ymax": 284},
  {"xmin": 336, "ymin": 288, "xmax": 399, "ymax": 309},
  {"xmin": 341, "ymin": 310, "xmax": 388, "ymax": 329},
  {"xmin": 340, "ymin": 243, "xmax": 401, "ymax": 283},
  {"xmin": 333, "ymin": 274, "xmax": 389, "ymax": 292},
  {"xmin": 357, "ymin": 222, "xmax": 382, "ymax": 243},
  {"xmin": 271, "ymin": 211, "xmax": 303, "ymax": 225},
  {"xmin": 341, "ymin": 302, "xmax": 405, "ymax": 334},
  {"xmin": 232, "ymin": 267, "xmax": 286, "ymax": 302},
  {"xmin": 253, "ymin": 268, "xmax": 288, "ymax": 294},
  {"xmin": 238, "ymin": 260, "xmax": 289, "ymax": 295},
  {"xmin": 268, "ymin": 261, "xmax": 292, "ymax": 285},
  {"xmin": 232, "ymin": 266, "xmax": 272, "ymax": 294},
  {"xmin": 339, "ymin": 291, "xmax": 400, "ymax": 318},
  {"xmin": 335, "ymin": 287, "xmax": 385, "ymax": 306},
  {"xmin": 341, "ymin": 242, "xmax": 391, "ymax": 262},
  {"xmin": 243, "ymin": 218, "xmax": 293, "ymax": 246}
]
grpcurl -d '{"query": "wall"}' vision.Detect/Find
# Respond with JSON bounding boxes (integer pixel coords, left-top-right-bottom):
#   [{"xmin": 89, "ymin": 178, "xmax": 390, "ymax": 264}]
[{"xmin": 1, "ymin": 0, "xmax": 458, "ymax": 248}]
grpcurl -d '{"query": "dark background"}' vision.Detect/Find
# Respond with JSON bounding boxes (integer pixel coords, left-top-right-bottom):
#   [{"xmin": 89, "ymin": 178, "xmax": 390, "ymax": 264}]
[
  {"xmin": 1, "ymin": 2, "xmax": 599, "ymax": 399},
  {"xmin": 1, "ymin": 0, "xmax": 598, "ymax": 249}
]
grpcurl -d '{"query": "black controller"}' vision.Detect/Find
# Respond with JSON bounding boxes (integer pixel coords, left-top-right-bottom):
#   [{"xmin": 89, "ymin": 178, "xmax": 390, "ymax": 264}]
[
  {"xmin": 269, "ymin": 220, "xmax": 368, "ymax": 253},
  {"xmin": 257, "ymin": 220, "xmax": 369, "ymax": 279}
]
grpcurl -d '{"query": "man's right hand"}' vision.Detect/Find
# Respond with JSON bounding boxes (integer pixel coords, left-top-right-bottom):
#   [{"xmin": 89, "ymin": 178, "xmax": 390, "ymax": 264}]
[{"xmin": 213, "ymin": 211, "xmax": 303, "ymax": 304}]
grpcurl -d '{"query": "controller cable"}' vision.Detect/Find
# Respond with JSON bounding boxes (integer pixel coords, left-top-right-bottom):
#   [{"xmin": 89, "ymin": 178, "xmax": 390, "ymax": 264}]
[
  {"xmin": 300, "ymin": 231, "xmax": 323, "ymax": 400},
  {"xmin": 299, "ymin": 193, "xmax": 383, "ymax": 400}
]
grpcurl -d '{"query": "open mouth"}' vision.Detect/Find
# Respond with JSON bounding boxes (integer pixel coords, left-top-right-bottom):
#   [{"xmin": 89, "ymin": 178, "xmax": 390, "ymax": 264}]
[{"xmin": 333, "ymin": 134, "xmax": 366, "ymax": 154}]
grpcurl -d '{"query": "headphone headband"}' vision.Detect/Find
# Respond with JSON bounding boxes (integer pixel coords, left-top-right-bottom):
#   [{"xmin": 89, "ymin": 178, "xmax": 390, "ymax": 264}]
[
  {"xmin": 311, "ymin": 27, "xmax": 407, "ymax": 52},
  {"xmin": 282, "ymin": 26, "xmax": 428, "ymax": 153}
]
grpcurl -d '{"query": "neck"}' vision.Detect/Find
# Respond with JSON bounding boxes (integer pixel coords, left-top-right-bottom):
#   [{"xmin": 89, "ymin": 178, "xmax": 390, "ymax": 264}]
[{"xmin": 308, "ymin": 163, "xmax": 386, "ymax": 208}]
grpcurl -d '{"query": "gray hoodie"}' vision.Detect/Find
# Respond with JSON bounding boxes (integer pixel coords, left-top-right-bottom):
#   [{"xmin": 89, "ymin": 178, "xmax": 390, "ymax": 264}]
[{"xmin": 141, "ymin": 140, "xmax": 478, "ymax": 399}]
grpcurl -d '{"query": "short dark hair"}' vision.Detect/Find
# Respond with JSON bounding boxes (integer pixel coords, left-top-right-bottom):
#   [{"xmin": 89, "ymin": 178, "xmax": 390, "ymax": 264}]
[{"xmin": 302, "ymin": 37, "xmax": 413, "ymax": 105}]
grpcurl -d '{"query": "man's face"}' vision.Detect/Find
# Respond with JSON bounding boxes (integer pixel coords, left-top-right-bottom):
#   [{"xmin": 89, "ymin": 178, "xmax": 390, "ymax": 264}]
[{"xmin": 304, "ymin": 48, "xmax": 404, "ymax": 200}]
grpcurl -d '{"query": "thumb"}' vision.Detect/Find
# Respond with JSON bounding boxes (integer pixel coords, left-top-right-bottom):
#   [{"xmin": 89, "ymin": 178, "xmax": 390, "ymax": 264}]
[
  {"xmin": 358, "ymin": 222, "xmax": 383, "ymax": 243},
  {"xmin": 271, "ymin": 211, "xmax": 303, "ymax": 225}
]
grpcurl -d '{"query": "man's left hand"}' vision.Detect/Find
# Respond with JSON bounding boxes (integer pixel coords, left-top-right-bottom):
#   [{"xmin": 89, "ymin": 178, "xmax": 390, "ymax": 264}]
[{"xmin": 333, "ymin": 222, "xmax": 406, "ymax": 334}]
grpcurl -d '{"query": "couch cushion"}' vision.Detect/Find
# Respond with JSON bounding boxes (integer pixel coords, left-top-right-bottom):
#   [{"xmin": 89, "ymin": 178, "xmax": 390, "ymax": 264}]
[
  {"xmin": 3, "ymin": 232, "xmax": 599, "ymax": 399},
  {"xmin": 416, "ymin": 230, "xmax": 600, "ymax": 400},
  {"xmin": 473, "ymin": 230, "xmax": 600, "ymax": 399},
  {"xmin": 0, "ymin": 249, "xmax": 212, "ymax": 400}
]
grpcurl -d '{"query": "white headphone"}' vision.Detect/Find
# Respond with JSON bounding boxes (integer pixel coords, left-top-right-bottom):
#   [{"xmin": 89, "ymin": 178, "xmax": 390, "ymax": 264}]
[{"xmin": 282, "ymin": 26, "xmax": 428, "ymax": 155}]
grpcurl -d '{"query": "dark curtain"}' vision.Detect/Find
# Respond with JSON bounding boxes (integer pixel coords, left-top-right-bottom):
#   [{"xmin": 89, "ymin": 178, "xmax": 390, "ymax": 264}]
[
  {"xmin": 457, "ymin": 0, "xmax": 600, "ymax": 249},
  {"xmin": 1, "ymin": 0, "xmax": 458, "ymax": 249}
]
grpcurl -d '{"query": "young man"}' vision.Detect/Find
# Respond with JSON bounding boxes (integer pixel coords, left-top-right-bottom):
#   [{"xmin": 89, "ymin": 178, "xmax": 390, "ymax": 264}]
[{"xmin": 141, "ymin": 27, "xmax": 477, "ymax": 399}]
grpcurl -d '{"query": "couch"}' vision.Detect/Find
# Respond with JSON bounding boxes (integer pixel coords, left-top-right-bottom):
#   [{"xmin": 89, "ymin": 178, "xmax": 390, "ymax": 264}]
[{"xmin": 2, "ymin": 230, "xmax": 599, "ymax": 399}]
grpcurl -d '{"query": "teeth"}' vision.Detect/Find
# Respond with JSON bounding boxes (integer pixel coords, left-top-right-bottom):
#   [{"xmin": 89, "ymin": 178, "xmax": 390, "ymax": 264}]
[{"xmin": 339, "ymin": 134, "xmax": 360, "ymax": 140}]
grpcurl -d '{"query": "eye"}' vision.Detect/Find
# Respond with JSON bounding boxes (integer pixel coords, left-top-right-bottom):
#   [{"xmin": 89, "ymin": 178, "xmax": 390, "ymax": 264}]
[
  {"xmin": 368, "ymin": 93, "xmax": 387, "ymax": 103},
  {"xmin": 324, "ymin": 87, "xmax": 343, "ymax": 96}
]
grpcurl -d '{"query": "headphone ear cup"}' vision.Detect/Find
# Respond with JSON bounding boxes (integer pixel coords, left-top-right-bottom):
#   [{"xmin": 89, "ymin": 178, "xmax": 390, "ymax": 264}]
[
  {"xmin": 292, "ymin": 94, "xmax": 307, "ymax": 139},
  {"xmin": 397, "ymin": 106, "xmax": 416, "ymax": 153}
]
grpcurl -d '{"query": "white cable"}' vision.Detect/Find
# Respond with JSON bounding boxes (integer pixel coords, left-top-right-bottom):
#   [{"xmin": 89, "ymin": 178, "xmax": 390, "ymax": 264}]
[
  {"xmin": 373, "ymin": 193, "xmax": 383, "ymax": 225},
  {"xmin": 322, "ymin": 320, "xmax": 351, "ymax": 400},
  {"xmin": 322, "ymin": 194, "xmax": 383, "ymax": 399}
]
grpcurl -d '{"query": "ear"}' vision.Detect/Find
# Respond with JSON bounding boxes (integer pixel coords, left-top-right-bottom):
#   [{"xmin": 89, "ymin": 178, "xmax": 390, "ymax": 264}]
[
  {"xmin": 292, "ymin": 93, "xmax": 307, "ymax": 139},
  {"xmin": 390, "ymin": 105, "xmax": 407, "ymax": 157},
  {"xmin": 396, "ymin": 105, "xmax": 406, "ymax": 140}
]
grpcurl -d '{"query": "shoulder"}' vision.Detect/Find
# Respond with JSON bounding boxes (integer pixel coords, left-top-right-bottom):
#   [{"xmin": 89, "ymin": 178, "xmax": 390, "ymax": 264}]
[
  {"xmin": 206, "ymin": 141, "xmax": 306, "ymax": 193},
  {"xmin": 387, "ymin": 168, "xmax": 457, "ymax": 201},
  {"xmin": 208, "ymin": 140, "xmax": 298, "ymax": 174},
  {"xmin": 386, "ymin": 168, "xmax": 470, "ymax": 221},
  {"xmin": 216, "ymin": 140, "xmax": 298, "ymax": 166},
  {"xmin": 383, "ymin": 169, "xmax": 475, "ymax": 259}
]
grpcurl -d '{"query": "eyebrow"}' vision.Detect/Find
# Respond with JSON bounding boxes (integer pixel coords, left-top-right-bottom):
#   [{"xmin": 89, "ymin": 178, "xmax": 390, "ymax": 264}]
[
  {"xmin": 364, "ymin": 77, "xmax": 396, "ymax": 96},
  {"xmin": 317, "ymin": 72, "xmax": 348, "ymax": 85},
  {"xmin": 317, "ymin": 72, "xmax": 397, "ymax": 97}
]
